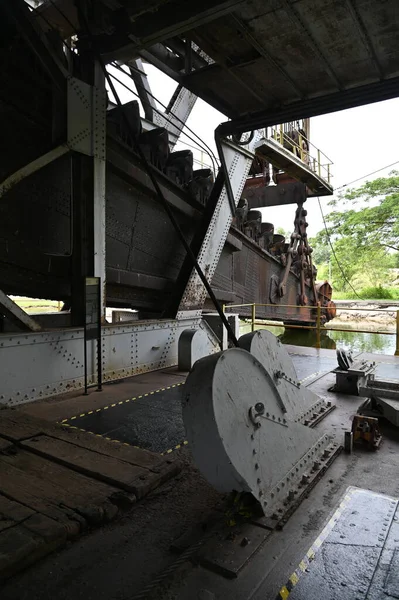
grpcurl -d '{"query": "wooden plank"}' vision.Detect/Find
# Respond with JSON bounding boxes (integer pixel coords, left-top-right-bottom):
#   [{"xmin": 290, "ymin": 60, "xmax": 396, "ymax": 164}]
[
  {"xmin": 53, "ymin": 426, "xmax": 165, "ymax": 471},
  {"xmin": 21, "ymin": 435, "xmax": 152, "ymax": 496},
  {"xmin": 0, "ymin": 522, "xmax": 64, "ymax": 583},
  {"xmin": 0, "ymin": 459, "xmax": 84, "ymax": 535},
  {"xmin": 22, "ymin": 513, "xmax": 67, "ymax": 544},
  {"xmin": 0, "ymin": 520, "xmax": 15, "ymax": 533},
  {"xmin": 0, "ymin": 411, "xmax": 47, "ymax": 442},
  {"xmin": 1, "ymin": 410, "xmax": 180, "ymax": 499},
  {"xmin": 0, "ymin": 438, "xmax": 14, "ymax": 452},
  {"xmin": 0, "ymin": 494, "xmax": 35, "ymax": 524},
  {"xmin": 0, "ymin": 450, "xmax": 120, "ymax": 508},
  {"xmin": 1, "ymin": 410, "xmax": 174, "ymax": 476}
]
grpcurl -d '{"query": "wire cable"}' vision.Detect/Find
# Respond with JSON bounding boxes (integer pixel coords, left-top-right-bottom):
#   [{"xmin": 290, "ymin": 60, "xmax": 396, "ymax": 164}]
[
  {"xmin": 335, "ymin": 160, "xmax": 399, "ymax": 191},
  {"xmin": 108, "ymin": 68, "xmax": 217, "ymax": 174},
  {"xmin": 317, "ymin": 197, "xmax": 362, "ymax": 299}
]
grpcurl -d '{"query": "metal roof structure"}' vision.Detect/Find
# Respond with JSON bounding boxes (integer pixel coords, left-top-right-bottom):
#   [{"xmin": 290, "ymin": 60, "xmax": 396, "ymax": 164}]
[{"xmin": 39, "ymin": 0, "xmax": 399, "ymax": 131}]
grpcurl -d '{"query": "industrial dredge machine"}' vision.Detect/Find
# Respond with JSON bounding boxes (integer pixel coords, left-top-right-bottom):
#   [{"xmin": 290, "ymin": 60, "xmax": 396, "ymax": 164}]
[{"xmin": 0, "ymin": 0, "xmax": 335, "ymax": 403}]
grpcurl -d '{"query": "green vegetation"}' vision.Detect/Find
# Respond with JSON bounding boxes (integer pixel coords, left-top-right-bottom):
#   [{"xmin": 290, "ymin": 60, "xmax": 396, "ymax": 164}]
[
  {"xmin": 11, "ymin": 297, "xmax": 59, "ymax": 314},
  {"xmin": 332, "ymin": 287, "xmax": 399, "ymax": 300},
  {"xmin": 310, "ymin": 173, "xmax": 399, "ymax": 299}
]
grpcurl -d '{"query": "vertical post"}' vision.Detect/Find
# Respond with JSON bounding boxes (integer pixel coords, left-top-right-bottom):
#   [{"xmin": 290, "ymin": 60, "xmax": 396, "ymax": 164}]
[
  {"xmin": 83, "ymin": 325, "xmax": 88, "ymax": 395},
  {"xmin": 317, "ymin": 149, "xmax": 321, "ymax": 177},
  {"xmin": 93, "ymin": 61, "xmax": 106, "ymax": 323},
  {"xmin": 97, "ymin": 279, "xmax": 102, "ymax": 391},
  {"xmin": 298, "ymin": 131, "xmax": 303, "ymax": 161},
  {"xmin": 279, "ymin": 123, "xmax": 283, "ymax": 145},
  {"xmin": 395, "ymin": 310, "xmax": 399, "ymax": 356},
  {"xmin": 69, "ymin": 57, "xmax": 106, "ymax": 326},
  {"xmin": 327, "ymin": 162, "xmax": 330, "ymax": 183},
  {"xmin": 251, "ymin": 303, "xmax": 256, "ymax": 332},
  {"xmin": 316, "ymin": 303, "xmax": 321, "ymax": 349}
]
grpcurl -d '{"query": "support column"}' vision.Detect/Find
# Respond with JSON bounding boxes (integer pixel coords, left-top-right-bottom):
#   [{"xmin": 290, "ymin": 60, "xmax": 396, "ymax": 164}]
[
  {"xmin": 68, "ymin": 58, "xmax": 106, "ymax": 325},
  {"xmin": 93, "ymin": 63, "xmax": 106, "ymax": 320}
]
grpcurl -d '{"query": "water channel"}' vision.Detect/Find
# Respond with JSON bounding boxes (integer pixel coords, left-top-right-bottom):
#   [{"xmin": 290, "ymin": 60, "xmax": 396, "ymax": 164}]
[{"xmin": 239, "ymin": 322, "xmax": 397, "ymax": 355}]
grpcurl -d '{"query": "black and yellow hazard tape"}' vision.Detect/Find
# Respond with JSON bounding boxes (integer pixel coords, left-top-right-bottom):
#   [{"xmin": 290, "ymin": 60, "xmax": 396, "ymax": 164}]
[
  {"xmin": 161, "ymin": 440, "xmax": 189, "ymax": 455},
  {"xmin": 275, "ymin": 489, "xmax": 354, "ymax": 599},
  {"xmin": 61, "ymin": 422, "xmax": 139, "ymax": 447},
  {"xmin": 60, "ymin": 382, "xmax": 185, "ymax": 423},
  {"xmin": 61, "ymin": 421, "xmax": 189, "ymax": 455}
]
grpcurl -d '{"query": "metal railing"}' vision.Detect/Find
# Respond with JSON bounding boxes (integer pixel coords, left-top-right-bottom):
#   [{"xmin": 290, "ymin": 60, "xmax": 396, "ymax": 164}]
[
  {"xmin": 223, "ymin": 302, "xmax": 399, "ymax": 355},
  {"xmin": 268, "ymin": 125, "xmax": 333, "ymax": 184}
]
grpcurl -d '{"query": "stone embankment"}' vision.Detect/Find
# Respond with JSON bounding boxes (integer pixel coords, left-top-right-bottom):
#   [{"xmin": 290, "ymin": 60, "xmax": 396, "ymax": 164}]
[{"xmin": 329, "ymin": 301, "xmax": 398, "ymax": 329}]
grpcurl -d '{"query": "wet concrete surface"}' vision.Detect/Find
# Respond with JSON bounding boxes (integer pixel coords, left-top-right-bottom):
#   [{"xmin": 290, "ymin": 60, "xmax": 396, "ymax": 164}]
[
  {"xmin": 67, "ymin": 385, "xmax": 186, "ymax": 453},
  {"xmin": 3, "ymin": 346, "xmax": 399, "ymax": 600},
  {"xmin": 288, "ymin": 488, "xmax": 398, "ymax": 600}
]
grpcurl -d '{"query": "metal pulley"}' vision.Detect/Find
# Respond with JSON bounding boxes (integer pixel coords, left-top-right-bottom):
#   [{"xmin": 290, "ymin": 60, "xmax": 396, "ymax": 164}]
[
  {"xmin": 239, "ymin": 330, "xmax": 327, "ymax": 422},
  {"xmin": 182, "ymin": 330, "xmax": 336, "ymax": 516}
]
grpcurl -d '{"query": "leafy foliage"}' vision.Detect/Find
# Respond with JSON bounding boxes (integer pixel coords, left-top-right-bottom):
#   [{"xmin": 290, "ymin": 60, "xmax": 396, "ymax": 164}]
[{"xmin": 310, "ymin": 173, "xmax": 399, "ymax": 292}]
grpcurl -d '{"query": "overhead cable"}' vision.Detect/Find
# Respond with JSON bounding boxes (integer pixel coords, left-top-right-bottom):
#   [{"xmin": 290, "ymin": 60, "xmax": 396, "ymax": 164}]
[
  {"xmin": 317, "ymin": 197, "xmax": 362, "ymax": 299},
  {"xmin": 335, "ymin": 160, "xmax": 399, "ymax": 191}
]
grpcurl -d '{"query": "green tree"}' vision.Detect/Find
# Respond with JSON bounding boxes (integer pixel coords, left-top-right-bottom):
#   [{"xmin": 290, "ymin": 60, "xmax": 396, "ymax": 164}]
[
  {"xmin": 311, "ymin": 173, "xmax": 399, "ymax": 291},
  {"xmin": 276, "ymin": 226, "xmax": 290, "ymax": 238},
  {"xmin": 328, "ymin": 173, "xmax": 399, "ymax": 253}
]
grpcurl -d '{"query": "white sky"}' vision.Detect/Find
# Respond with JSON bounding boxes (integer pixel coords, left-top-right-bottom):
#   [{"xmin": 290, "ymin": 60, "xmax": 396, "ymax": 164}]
[{"xmin": 110, "ymin": 64, "xmax": 399, "ymax": 237}]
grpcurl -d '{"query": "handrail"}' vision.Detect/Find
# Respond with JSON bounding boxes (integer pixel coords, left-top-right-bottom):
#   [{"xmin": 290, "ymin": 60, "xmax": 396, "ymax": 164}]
[
  {"xmin": 223, "ymin": 301, "xmax": 399, "ymax": 355},
  {"xmin": 269, "ymin": 126, "xmax": 333, "ymax": 184}
]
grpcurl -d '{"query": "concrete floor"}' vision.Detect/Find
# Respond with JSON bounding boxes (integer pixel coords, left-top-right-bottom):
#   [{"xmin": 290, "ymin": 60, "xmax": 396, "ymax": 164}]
[{"xmin": 2, "ymin": 346, "xmax": 399, "ymax": 600}]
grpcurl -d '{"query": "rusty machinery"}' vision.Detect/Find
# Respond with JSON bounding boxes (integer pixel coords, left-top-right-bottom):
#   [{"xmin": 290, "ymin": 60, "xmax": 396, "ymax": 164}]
[
  {"xmin": 230, "ymin": 209, "xmax": 336, "ymax": 320},
  {"xmin": 351, "ymin": 415, "xmax": 382, "ymax": 451},
  {"xmin": 335, "ymin": 350, "xmax": 399, "ymax": 448}
]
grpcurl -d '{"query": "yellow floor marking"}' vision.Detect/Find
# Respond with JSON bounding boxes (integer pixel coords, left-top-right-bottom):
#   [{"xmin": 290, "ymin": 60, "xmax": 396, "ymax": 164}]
[{"xmin": 279, "ymin": 586, "xmax": 290, "ymax": 599}]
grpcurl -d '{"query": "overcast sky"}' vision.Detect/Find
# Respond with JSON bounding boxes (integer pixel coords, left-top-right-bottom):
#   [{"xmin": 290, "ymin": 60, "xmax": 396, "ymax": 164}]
[{"xmin": 110, "ymin": 64, "xmax": 399, "ymax": 237}]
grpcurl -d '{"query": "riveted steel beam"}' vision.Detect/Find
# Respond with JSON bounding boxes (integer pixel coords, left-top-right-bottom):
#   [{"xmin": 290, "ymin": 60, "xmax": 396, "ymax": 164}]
[
  {"xmin": 0, "ymin": 290, "xmax": 41, "ymax": 332},
  {"xmin": 217, "ymin": 76, "xmax": 399, "ymax": 136}
]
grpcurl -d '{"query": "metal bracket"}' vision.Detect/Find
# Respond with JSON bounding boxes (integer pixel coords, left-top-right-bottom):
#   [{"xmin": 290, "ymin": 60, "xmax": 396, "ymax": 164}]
[{"xmin": 67, "ymin": 77, "xmax": 106, "ymax": 159}]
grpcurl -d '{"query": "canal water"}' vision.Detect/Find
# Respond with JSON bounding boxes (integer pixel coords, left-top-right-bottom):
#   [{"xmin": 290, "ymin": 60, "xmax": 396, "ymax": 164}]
[{"xmin": 239, "ymin": 323, "xmax": 397, "ymax": 356}]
